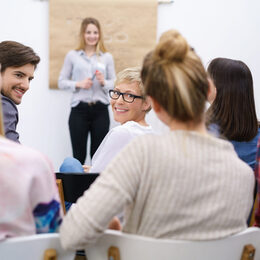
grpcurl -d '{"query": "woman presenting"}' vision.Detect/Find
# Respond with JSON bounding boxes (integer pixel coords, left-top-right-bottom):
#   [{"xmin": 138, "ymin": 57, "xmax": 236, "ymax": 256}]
[{"xmin": 58, "ymin": 17, "xmax": 115, "ymax": 164}]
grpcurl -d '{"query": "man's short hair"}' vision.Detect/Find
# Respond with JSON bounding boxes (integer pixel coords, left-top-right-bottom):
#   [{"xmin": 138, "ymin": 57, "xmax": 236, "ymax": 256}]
[{"xmin": 0, "ymin": 41, "xmax": 40, "ymax": 72}]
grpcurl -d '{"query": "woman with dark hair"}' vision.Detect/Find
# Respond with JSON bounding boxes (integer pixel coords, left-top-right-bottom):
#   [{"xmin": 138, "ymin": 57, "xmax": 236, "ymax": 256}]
[
  {"xmin": 207, "ymin": 58, "xmax": 260, "ymax": 171},
  {"xmin": 58, "ymin": 17, "xmax": 116, "ymax": 164}
]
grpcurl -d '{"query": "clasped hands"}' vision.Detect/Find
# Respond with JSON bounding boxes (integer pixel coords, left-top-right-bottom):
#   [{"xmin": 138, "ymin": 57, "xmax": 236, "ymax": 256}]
[{"xmin": 76, "ymin": 70, "xmax": 105, "ymax": 89}]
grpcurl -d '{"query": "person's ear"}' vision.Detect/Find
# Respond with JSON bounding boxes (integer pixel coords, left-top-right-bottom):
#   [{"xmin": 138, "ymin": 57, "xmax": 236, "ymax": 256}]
[
  {"xmin": 150, "ymin": 97, "xmax": 161, "ymax": 113},
  {"xmin": 149, "ymin": 97, "xmax": 172, "ymax": 126},
  {"xmin": 207, "ymin": 77, "xmax": 216, "ymax": 104},
  {"xmin": 142, "ymin": 96, "xmax": 152, "ymax": 112}
]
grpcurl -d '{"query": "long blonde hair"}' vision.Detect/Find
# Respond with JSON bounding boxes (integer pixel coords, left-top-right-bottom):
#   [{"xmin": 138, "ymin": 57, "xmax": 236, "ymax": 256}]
[
  {"xmin": 141, "ymin": 30, "xmax": 208, "ymax": 124},
  {"xmin": 76, "ymin": 17, "xmax": 107, "ymax": 53}
]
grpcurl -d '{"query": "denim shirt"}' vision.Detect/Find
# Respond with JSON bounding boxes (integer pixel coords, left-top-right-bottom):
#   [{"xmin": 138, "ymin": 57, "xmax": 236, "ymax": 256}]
[
  {"xmin": 208, "ymin": 123, "xmax": 260, "ymax": 171},
  {"xmin": 231, "ymin": 128, "xmax": 260, "ymax": 171},
  {"xmin": 58, "ymin": 50, "xmax": 116, "ymax": 107}
]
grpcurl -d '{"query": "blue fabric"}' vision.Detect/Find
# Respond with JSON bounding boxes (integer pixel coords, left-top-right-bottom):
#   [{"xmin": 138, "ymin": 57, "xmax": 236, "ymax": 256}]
[
  {"xmin": 59, "ymin": 157, "xmax": 84, "ymax": 211},
  {"xmin": 208, "ymin": 125, "xmax": 260, "ymax": 171},
  {"xmin": 59, "ymin": 157, "xmax": 84, "ymax": 173},
  {"xmin": 33, "ymin": 199, "xmax": 61, "ymax": 233},
  {"xmin": 230, "ymin": 128, "xmax": 260, "ymax": 171}
]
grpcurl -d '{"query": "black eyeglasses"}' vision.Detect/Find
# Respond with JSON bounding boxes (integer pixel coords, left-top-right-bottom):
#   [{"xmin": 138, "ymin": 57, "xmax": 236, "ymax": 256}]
[{"xmin": 109, "ymin": 90, "xmax": 143, "ymax": 103}]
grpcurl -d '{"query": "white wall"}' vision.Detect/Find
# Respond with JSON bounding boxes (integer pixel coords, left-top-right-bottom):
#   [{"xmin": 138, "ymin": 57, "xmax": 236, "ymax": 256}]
[{"xmin": 0, "ymin": 0, "xmax": 259, "ymax": 170}]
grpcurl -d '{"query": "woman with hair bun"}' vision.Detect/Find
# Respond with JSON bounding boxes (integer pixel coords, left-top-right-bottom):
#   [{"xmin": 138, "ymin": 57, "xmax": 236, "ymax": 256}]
[{"xmin": 60, "ymin": 30, "xmax": 254, "ymax": 250}]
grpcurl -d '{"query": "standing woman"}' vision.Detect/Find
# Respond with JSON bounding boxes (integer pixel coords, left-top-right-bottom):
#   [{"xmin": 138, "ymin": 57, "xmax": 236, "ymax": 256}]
[{"xmin": 58, "ymin": 17, "xmax": 116, "ymax": 164}]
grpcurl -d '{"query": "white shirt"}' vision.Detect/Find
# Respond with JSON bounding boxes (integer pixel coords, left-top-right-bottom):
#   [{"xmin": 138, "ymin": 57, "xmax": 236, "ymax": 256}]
[{"xmin": 89, "ymin": 121, "xmax": 155, "ymax": 173}]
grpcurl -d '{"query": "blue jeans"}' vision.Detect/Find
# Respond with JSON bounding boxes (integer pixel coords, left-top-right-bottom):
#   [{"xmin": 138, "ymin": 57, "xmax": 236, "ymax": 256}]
[
  {"xmin": 59, "ymin": 157, "xmax": 84, "ymax": 173},
  {"xmin": 59, "ymin": 157, "xmax": 84, "ymax": 211}
]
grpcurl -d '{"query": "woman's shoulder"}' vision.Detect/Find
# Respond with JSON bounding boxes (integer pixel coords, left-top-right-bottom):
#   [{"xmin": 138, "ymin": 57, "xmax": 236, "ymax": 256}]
[
  {"xmin": 257, "ymin": 127, "xmax": 260, "ymax": 136},
  {"xmin": 111, "ymin": 121, "xmax": 155, "ymax": 139},
  {"xmin": 0, "ymin": 137, "xmax": 51, "ymax": 169},
  {"xmin": 100, "ymin": 51, "xmax": 113, "ymax": 59},
  {"xmin": 118, "ymin": 121, "xmax": 144, "ymax": 131},
  {"xmin": 109, "ymin": 123, "xmax": 131, "ymax": 135},
  {"xmin": 66, "ymin": 49, "xmax": 81, "ymax": 58},
  {"xmin": 104, "ymin": 123, "xmax": 138, "ymax": 142}
]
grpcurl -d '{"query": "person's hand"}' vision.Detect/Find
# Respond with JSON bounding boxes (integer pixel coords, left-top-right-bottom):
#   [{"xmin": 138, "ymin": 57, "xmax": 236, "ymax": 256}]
[
  {"xmin": 76, "ymin": 78, "xmax": 93, "ymax": 89},
  {"xmin": 108, "ymin": 217, "xmax": 122, "ymax": 231},
  {"xmin": 95, "ymin": 70, "xmax": 105, "ymax": 86},
  {"xmin": 82, "ymin": 165, "xmax": 91, "ymax": 173}
]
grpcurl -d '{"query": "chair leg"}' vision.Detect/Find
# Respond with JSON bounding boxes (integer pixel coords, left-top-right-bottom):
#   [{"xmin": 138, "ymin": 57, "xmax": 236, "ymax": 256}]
[
  {"xmin": 56, "ymin": 179, "xmax": 66, "ymax": 214},
  {"xmin": 241, "ymin": 244, "xmax": 255, "ymax": 260},
  {"xmin": 44, "ymin": 248, "xmax": 57, "ymax": 260},
  {"xmin": 108, "ymin": 246, "xmax": 120, "ymax": 260}
]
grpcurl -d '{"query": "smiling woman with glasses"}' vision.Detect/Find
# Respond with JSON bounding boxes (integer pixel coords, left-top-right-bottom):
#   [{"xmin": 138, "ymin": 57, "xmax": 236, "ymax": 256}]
[
  {"xmin": 59, "ymin": 66, "xmax": 155, "ymax": 175},
  {"xmin": 109, "ymin": 89, "xmax": 143, "ymax": 103},
  {"xmin": 89, "ymin": 67, "xmax": 154, "ymax": 173}
]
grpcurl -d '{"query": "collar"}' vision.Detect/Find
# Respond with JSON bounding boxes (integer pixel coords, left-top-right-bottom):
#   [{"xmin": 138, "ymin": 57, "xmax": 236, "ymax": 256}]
[{"xmin": 78, "ymin": 49, "xmax": 103, "ymax": 57}]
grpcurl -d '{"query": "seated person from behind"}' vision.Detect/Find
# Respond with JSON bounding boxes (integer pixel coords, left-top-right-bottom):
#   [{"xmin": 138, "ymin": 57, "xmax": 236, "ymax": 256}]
[
  {"xmin": 60, "ymin": 67, "xmax": 154, "ymax": 173},
  {"xmin": 0, "ymin": 69, "xmax": 62, "ymax": 240},
  {"xmin": 206, "ymin": 58, "xmax": 260, "ymax": 171},
  {"xmin": 60, "ymin": 30, "xmax": 254, "ymax": 250}
]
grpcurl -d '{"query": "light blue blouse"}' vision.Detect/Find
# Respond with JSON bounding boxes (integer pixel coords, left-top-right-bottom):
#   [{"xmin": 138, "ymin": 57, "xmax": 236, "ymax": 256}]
[{"xmin": 58, "ymin": 50, "xmax": 116, "ymax": 107}]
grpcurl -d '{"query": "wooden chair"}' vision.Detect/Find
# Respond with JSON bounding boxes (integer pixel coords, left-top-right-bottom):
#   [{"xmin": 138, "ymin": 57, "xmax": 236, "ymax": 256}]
[
  {"xmin": 55, "ymin": 172, "xmax": 99, "ymax": 203},
  {"xmin": 56, "ymin": 172, "xmax": 99, "ymax": 214},
  {"xmin": 86, "ymin": 228, "xmax": 260, "ymax": 260},
  {"xmin": 249, "ymin": 193, "xmax": 258, "ymax": 227},
  {"xmin": 56, "ymin": 179, "xmax": 66, "ymax": 214},
  {"xmin": 0, "ymin": 233, "xmax": 75, "ymax": 260}
]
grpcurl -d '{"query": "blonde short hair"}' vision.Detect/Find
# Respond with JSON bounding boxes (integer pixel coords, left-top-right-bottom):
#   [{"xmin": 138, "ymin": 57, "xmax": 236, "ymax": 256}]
[
  {"xmin": 115, "ymin": 67, "xmax": 145, "ymax": 96},
  {"xmin": 115, "ymin": 67, "xmax": 151, "ymax": 112}
]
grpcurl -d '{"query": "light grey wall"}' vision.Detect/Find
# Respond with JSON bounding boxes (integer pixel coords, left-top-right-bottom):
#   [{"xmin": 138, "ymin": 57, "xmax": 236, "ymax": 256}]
[{"xmin": 0, "ymin": 0, "xmax": 259, "ymax": 170}]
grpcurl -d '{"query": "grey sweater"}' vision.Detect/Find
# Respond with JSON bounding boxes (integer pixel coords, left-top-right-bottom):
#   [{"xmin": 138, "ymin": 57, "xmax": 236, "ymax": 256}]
[{"xmin": 60, "ymin": 130, "xmax": 254, "ymax": 250}]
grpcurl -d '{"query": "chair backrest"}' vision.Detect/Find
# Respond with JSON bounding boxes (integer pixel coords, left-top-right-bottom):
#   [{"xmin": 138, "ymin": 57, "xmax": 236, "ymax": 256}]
[
  {"xmin": 0, "ymin": 233, "xmax": 75, "ymax": 260},
  {"xmin": 55, "ymin": 172, "xmax": 99, "ymax": 203},
  {"xmin": 86, "ymin": 228, "xmax": 260, "ymax": 260}
]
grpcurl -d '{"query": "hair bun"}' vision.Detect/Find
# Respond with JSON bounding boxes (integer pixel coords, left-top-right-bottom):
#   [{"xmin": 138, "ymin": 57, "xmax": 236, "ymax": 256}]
[{"xmin": 154, "ymin": 30, "xmax": 189, "ymax": 63}]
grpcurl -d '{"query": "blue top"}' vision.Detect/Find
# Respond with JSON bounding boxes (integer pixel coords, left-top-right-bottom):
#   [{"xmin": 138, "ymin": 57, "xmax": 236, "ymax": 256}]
[{"xmin": 230, "ymin": 128, "xmax": 260, "ymax": 171}]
